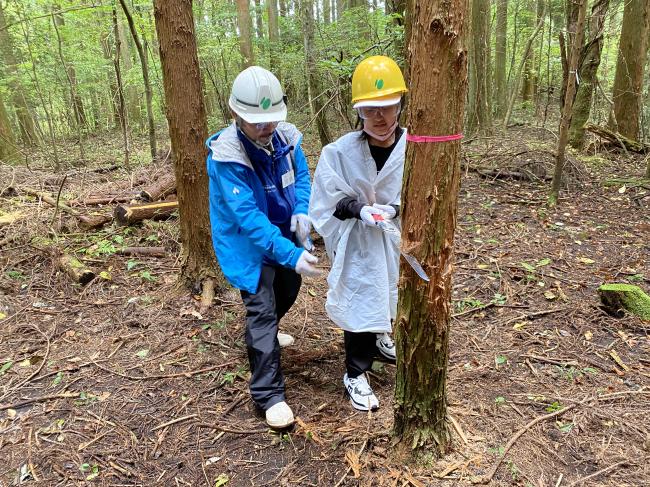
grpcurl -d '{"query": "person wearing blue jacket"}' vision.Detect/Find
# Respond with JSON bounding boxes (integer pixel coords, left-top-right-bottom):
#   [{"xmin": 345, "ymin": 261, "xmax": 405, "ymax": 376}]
[{"xmin": 206, "ymin": 66, "xmax": 319, "ymax": 429}]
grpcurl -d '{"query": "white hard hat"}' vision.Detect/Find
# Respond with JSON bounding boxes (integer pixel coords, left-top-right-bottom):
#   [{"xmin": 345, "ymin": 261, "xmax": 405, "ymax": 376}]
[{"xmin": 229, "ymin": 66, "xmax": 287, "ymax": 124}]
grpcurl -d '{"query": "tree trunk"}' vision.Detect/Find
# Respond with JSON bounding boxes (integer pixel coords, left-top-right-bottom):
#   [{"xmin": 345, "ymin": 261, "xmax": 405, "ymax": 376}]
[
  {"xmin": 568, "ymin": 0, "xmax": 610, "ymax": 149},
  {"xmin": 0, "ymin": 6, "xmax": 38, "ymax": 146},
  {"xmin": 119, "ymin": 0, "xmax": 157, "ymax": 160},
  {"xmin": 112, "ymin": 7, "xmax": 130, "ymax": 169},
  {"xmin": 153, "ymin": 0, "xmax": 219, "ymax": 288},
  {"xmin": 51, "ymin": 8, "xmax": 85, "ymax": 162},
  {"xmin": 549, "ymin": 0, "xmax": 587, "ymax": 204},
  {"xmin": 494, "ymin": 0, "xmax": 507, "ymax": 119},
  {"xmin": 503, "ymin": 5, "xmax": 546, "ymax": 128},
  {"xmin": 467, "ymin": 0, "xmax": 491, "ymax": 134},
  {"xmin": 520, "ymin": 1, "xmax": 534, "ymax": 102},
  {"xmin": 0, "ymin": 93, "xmax": 17, "ymax": 163},
  {"xmin": 235, "ymin": 0, "xmax": 255, "ymax": 68},
  {"xmin": 253, "ymin": 0, "xmax": 264, "ymax": 38},
  {"xmin": 393, "ymin": 0, "xmax": 468, "ymax": 456},
  {"xmin": 301, "ymin": 0, "xmax": 332, "ymax": 146},
  {"xmin": 267, "ymin": 0, "xmax": 280, "ymax": 75},
  {"xmin": 323, "ymin": 0, "xmax": 330, "ymax": 23},
  {"xmin": 608, "ymin": 0, "xmax": 650, "ymax": 141}
]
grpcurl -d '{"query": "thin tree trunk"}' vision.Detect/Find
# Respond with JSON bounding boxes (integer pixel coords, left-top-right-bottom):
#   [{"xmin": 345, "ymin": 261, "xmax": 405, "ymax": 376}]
[
  {"xmin": 268, "ymin": 0, "xmax": 280, "ymax": 75},
  {"xmin": 51, "ymin": 8, "xmax": 85, "ymax": 163},
  {"xmin": 0, "ymin": 6, "xmax": 38, "ymax": 146},
  {"xmin": 301, "ymin": 0, "xmax": 332, "ymax": 146},
  {"xmin": 394, "ymin": 0, "xmax": 468, "ymax": 456},
  {"xmin": 152, "ymin": 0, "xmax": 219, "ymax": 287},
  {"xmin": 520, "ymin": 1, "xmax": 534, "ymax": 102},
  {"xmin": 323, "ymin": 0, "xmax": 330, "ymax": 23},
  {"xmin": 608, "ymin": 0, "xmax": 650, "ymax": 141},
  {"xmin": 568, "ymin": 0, "xmax": 610, "ymax": 149},
  {"xmin": 117, "ymin": 19, "xmax": 143, "ymax": 129},
  {"xmin": 253, "ymin": 0, "xmax": 264, "ymax": 38},
  {"xmin": 549, "ymin": 0, "xmax": 587, "ymax": 204},
  {"xmin": 118, "ymin": 0, "xmax": 157, "ymax": 160},
  {"xmin": 0, "ymin": 93, "xmax": 17, "ymax": 162},
  {"xmin": 468, "ymin": 0, "xmax": 491, "ymax": 134},
  {"xmin": 236, "ymin": 0, "xmax": 255, "ymax": 68},
  {"xmin": 503, "ymin": 5, "xmax": 546, "ymax": 129},
  {"xmin": 17, "ymin": 10, "xmax": 60, "ymax": 169},
  {"xmin": 112, "ymin": 7, "xmax": 130, "ymax": 169},
  {"xmin": 494, "ymin": 0, "xmax": 507, "ymax": 118}
]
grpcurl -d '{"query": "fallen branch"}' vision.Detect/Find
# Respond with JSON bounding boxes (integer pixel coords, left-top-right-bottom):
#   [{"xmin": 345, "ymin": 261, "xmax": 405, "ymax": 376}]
[
  {"xmin": 21, "ymin": 187, "xmax": 111, "ymax": 229},
  {"xmin": 91, "ymin": 361, "xmax": 236, "ymax": 381},
  {"xmin": 585, "ymin": 123, "xmax": 649, "ymax": 153},
  {"xmin": 152, "ymin": 414, "xmax": 198, "ymax": 431},
  {"xmin": 114, "ymin": 200, "xmax": 178, "ymax": 226},
  {"xmin": 567, "ymin": 460, "xmax": 628, "ymax": 487},
  {"xmin": 117, "ymin": 247, "xmax": 167, "ymax": 257},
  {"xmin": 473, "ymin": 402, "xmax": 582, "ymax": 484},
  {"xmin": 0, "ymin": 392, "xmax": 80, "ymax": 411},
  {"xmin": 58, "ymin": 253, "xmax": 95, "ymax": 285},
  {"xmin": 140, "ymin": 172, "xmax": 175, "ymax": 202},
  {"xmin": 196, "ymin": 422, "xmax": 267, "ymax": 435}
]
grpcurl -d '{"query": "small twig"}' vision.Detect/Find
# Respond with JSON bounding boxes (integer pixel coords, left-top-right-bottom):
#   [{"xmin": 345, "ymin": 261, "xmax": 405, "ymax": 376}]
[
  {"xmin": 152, "ymin": 414, "xmax": 198, "ymax": 432},
  {"xmin": 567, "ymin": 460, "xmax": 628, "ymax": 487},
  {"xmin": 0, "ymin": 325, "xmax": 51, "ymax": 401},
  {"xmin": 50, "ymin": 174, "xmax": 67, "ymax": 225},
  {"xmin": 91, "ymin": 361, "xmax": 236, "ymax": 381},
  {"xmin": 474, "ymin": 401, "xmax": 583, "ymax": 484},
  {"xmin": 196, "ymin": 422, "xmax": 267, "ymax": 435},
  {"xmin": 333, "ymin": 438, "xmax": 368, "ymax": 487},
  {"xmin": 0, "ymin": 392, "xmax": 80, "ymax": 411}
]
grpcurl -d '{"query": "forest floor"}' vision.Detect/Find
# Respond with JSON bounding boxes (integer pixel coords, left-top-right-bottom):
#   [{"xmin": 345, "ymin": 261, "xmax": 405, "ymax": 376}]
[{"xmin": 0, "ymin": 125, "xmax": 649, "ymax": 487}]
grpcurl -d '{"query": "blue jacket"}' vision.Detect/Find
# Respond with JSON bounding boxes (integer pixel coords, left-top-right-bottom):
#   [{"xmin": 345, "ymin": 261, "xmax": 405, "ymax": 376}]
[{"xmin": 206, "ymin": 122, "xmax": 311, "ymax": 293}]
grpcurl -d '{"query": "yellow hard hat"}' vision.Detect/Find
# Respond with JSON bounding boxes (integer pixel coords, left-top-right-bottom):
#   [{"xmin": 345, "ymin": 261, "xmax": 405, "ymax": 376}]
[{"xmin": 351, "ymin": 55, "xmax": 407, "ymax": 107}]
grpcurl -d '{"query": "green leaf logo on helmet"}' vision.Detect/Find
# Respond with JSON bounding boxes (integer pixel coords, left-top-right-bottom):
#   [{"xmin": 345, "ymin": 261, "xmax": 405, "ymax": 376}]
[
  {"xmin": 375, "ymin": 79, "xmax": 384, "ymax": 90},
  {"xmin": 260, "ymin": 97, "xmax": 271, "ymax": 110}
]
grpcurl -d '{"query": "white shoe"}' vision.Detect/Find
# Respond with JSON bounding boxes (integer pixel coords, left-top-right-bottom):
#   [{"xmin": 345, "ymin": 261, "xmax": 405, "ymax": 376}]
[
  {"xmin": 376, "ymin": 333, "xmax": 396, "ymax": 361},
  {"xmin": 277, "ymin": 332, "xmax": 295, "ymax": 348},
  {"xmin": 265, "ymin": 401, "xmax": 295, "ymax": 429},
  {"xmin": 343, "ymin": 373, "xmax": 379, "ymax": 411}
]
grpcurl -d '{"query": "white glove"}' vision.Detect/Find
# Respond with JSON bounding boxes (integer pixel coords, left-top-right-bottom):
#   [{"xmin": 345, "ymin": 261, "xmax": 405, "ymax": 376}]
[
  {"xmin": 372, "ymin": 204, "xmax": 396, "ymax": 219},
  {"xmin": 359, "ymin": 205, "xmax": 387, "ymax": 226},
  {"xmin": 295, "ymin": 250, "xmax": 320, "ymax": 277},
  {"xmin": 290, "ymin": 213, "xmax": 312, "ymax": 250}
]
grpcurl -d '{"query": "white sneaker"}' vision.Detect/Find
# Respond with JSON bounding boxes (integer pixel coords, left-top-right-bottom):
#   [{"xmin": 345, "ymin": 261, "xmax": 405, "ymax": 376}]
[
  {"xmin": 277, "ymin": 332, "xmax": 295, "ymax": 348},
  {"xmin": 343, "ymin": 373, "xmax": 379, "ymax": 411},
  {"xmin": 265, "ymin": 401, "xmax": 295, "ymax": 429},
  {"xmin": 376, "ymin": 333, "xmax": 396, "ymax": 361}
]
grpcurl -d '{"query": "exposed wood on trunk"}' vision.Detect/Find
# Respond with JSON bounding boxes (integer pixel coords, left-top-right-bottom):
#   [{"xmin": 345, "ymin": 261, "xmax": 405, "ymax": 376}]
[
  {"xmin": 585, "ymin": 124, "xmax": 650, "ymax": 154},
  {"xmin": 140, "ymin": 173, "xmax": 176, "ymax": 201},
  {"xmin": 21, "ymin": 187, "xmax": 111, "ymax": 229},
  {"xmin": 114, "ymin": 201, "xmax": 178, "ymax": 226},
  {"xmin": 58, "ymin": 254, "xmax": 95, "ymax": 285}
]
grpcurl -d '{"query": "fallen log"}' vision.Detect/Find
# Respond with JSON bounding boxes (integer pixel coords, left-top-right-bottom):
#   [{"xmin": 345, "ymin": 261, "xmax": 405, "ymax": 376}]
[
  {"xmin": 584, "ymin": 124, "xmax": 650, "ymax": 153},
  {"xmin": 114, "ymin": 201, "xmax": 178, "ymax": 226},
  {"xmin": 118, "ymin": 247, "xmax": 167, "ymax": 257},
  {"xmin": 58, "ymin": 254, "xmax": 95, "ymax": 285},
  {"xmin": 599, "ymin": 283, "xmax": 650, "ymax": 320},
  {"xmin": 140, "ymin": 172, "xmax": 176, "ymax": 202},
  {"xmin": 68, "ymin": 193, "xmax": 140, "ymax": 206},
  {"xmin": 21, "ymin": 187, "xmax": 111, "ymax": 230}
]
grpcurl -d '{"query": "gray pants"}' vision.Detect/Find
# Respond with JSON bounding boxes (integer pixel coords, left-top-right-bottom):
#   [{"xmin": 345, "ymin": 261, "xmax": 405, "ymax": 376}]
[{"xmin": 240, "ymin": 265, "xmax": 301, "ymax": 410}]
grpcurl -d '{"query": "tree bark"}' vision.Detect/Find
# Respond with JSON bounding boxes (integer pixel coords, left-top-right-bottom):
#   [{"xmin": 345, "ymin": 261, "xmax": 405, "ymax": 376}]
[
  {"xmin": 520, "ymin": 0, "xmax": 535, "ymax": 102},
  {"xmin": 112, "ymin": 7, "xmax": 130, "ymax": 169},
  {"xmin": 153, "ymin": 0, "xmax": 219, "ymax": 287},
  {"xmin": 0, "ymin": 92, "xmax": 18, "ymax": 163},
  {"xmin": 114, "ymin": 201, "xmax": 178, "ymax": 226},
  {"xmin": 267, "ymin": 0, "xmax": 280, "ymax": 75},
  {"xmin": 494, "ymin": 0, "xmax": 507, "ymax": 118},
  {"xmin": 0, "ymin": 6, "xmax": 38, "ymax": 145},
  {"xmin": 301, "ymin": 0, "xmax": 332, "ymax": 146},
  {"xmin": 253, "ymin": 0, "xmax": 264, "ymax": 38},
  {"xmin": 568, "ymin": 0, "xmax": 610, "ymax": 149},
  {"xmin": 503, "ymin": 6, "xmax": 546, "ymax": 128},
  {"xmin": 140, "ymin": 172, "xmax": 176, "ymax": 201},
  {"xmin": 393, "ymin": 0, "xmax": 468, "ymax": 456},
  {"xmin": 549, "ymin": 0, "xmax": 587, "ymax": 204},
  {"xmin": 467, "ymin": 0, "xmax": 491, "ymax": 134},
  {"xmin": 608, "ymin": 0, "xmax": 650, "ymax": 141},
  {"xmin": 58, "ymin": 254, "xmax": 95, "ymax": 285},
  {"xmin": 235, "ymin": 0, "xmax": 255, "ymax": 68},
  {"xmin": 118, "ymin": 0, "xmax": 157, "ymax": 161}
]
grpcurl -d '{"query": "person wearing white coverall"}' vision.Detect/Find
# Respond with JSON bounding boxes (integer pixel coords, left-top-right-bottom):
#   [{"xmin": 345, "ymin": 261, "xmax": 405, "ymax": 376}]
[
  {"xmin": 206, "ymin": 67, "xmax": 319, "ymax": 429},
  {"xmin": 309, "ymin": 56, "xmax": 407, "ymax": 411}
]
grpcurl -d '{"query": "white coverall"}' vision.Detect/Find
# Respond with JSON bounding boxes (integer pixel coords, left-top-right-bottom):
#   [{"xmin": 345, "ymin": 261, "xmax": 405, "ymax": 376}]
[{"xmin": 309, "ymin": 130, "xmax": 406, "ymax": 333}]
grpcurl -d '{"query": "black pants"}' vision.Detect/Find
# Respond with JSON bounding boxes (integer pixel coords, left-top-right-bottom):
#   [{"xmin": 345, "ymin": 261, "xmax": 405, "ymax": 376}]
[
  {"xmin": 240, "ymin": 265, "xmax": 301, "ymax": 410},
  {"xmin": 344, "ymin": 331, "xmax": 378, "ymax": 378}
]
